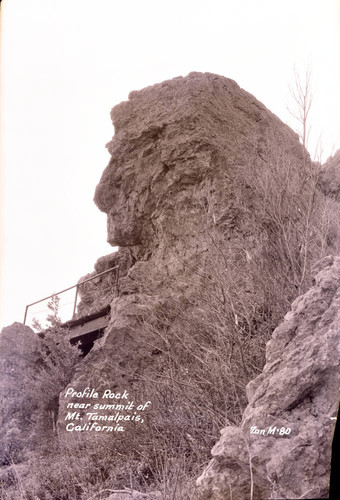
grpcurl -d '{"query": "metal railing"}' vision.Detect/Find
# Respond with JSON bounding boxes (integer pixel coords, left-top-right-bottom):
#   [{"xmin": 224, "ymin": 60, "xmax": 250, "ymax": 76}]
[{"xmin": 23, "ymin": 265, "xmax": 119, "ymax": 325}]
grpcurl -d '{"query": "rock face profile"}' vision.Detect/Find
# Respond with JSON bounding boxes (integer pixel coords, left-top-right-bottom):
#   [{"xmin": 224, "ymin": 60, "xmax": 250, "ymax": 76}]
[
  {"xmin": 197, "ymin": 255, "xmax": 340, "ymax": 499},
  {"xmin": 94, "ymin": 72, "xmax": 304, "ymax": 250}
]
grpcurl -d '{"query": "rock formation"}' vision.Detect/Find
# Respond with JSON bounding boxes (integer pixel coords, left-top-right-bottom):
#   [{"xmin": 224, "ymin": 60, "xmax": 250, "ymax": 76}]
[
  {"xmin": 56, "ymin": 73, "xmax": 335, "ymax": 493},
  {"xmin": 0, "ymin": 323, "xmax": 42, "ymax": 464},
  {"xmin": 197, "ymin": 255, "xmax": 340, "ymax": 499},
  {"xmin": 62, "ymin": 71, "xmax": 316, "ymax": 420}
]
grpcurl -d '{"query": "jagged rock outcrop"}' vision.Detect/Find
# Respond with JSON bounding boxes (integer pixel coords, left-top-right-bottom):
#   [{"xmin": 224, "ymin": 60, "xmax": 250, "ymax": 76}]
[
  {"xmin": 0, "ymin": 323, "xmax": 42, "ymax": 464},
  {"xmin": 57, "ymin": 73, "xmax": 337, "ymax": 493},
  {"xmin": 0, "ymin": 321, "xmax": 81, "ymax": 475},
  {"xmin": 77, "ymin": 70, "xmax": 313, "ymax": 322},
  {"xmin": 318, "ymin": 149, "xmax": 340, "ymax": 200},
  {"xmin": 197, "ymin": 255, "xmax": 340, "ymax": 500},
  {"xmin": 62, "ymin": 72, "xmax": 316, "ymax": 413},
  {"xmin": 94, "ymin": 71, "xmax": 305, "ymax": 253}
]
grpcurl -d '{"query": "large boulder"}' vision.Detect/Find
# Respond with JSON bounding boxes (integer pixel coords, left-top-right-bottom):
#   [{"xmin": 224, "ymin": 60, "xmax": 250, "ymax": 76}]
[{"xmin": 197, "ymin": 255, "xmax": 340, "ymax": 499}]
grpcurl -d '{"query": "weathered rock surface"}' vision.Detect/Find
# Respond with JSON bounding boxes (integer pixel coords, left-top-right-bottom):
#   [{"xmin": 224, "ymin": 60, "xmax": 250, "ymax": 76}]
[
  {"xmin": 318, "ymin": 149, "xmax": 340, "ymax": 200},
  {"xmin": 75, "ymin": 250, "xmax": 129, "ymax": 318},
  {"xmin": 197, "ymin": 255, "xmax": 340, "ymax": 499},
  {"xmin": 0, "ymin": 323, "xmax": 42, "ymax": 464},
  {"xmin": 61, "ymin": 72, "xmax": 315, "ymax": 422},
  {"xmin": 94, "ymin": 72, "xmax": 305, "ymax": 251},
  {"xmin": 57, "ymin": 73, "xmax": 335, "ymax": 495}
]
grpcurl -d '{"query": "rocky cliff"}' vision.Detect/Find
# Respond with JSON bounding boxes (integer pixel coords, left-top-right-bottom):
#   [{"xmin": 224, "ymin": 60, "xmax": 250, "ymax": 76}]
[
  {"xmin": 64, "ymin": 71, "xmax": 316, "ymax": 416},
  {"xmin": 0, "ymin": 323, "xmax": 42, "ymax": 464},
  {"xmin": 57, "ymin": 73, "xmax": 336, "ymax": 492},
  {"xmin": 197, "ymin": 255, "xmax": 340, "ymax": 499}
]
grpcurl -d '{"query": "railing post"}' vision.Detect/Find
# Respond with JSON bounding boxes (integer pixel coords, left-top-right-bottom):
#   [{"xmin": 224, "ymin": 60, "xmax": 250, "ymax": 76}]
[
  {"xmin": 23, "ymin": 305, "xmax": 28, "ymax": 325},
  {"xmin": 72, "ymin": 285, "xmax": 78, "ymax": 319}
]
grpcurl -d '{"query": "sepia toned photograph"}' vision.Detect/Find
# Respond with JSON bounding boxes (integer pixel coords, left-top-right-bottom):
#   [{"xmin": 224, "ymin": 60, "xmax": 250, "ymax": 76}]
[{"xmin": 0, "ymin": 1, "xmax": 339, "ymax": 499}]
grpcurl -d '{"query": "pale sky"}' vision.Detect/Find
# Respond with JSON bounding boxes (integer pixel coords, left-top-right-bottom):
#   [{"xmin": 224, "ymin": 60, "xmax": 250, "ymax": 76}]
[{"xmin": 1, "ymin": 0, "xmax": 340, "ymax": 329}]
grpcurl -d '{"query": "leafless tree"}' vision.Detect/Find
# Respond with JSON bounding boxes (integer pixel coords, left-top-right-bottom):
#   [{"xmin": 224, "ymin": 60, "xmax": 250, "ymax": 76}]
[{"xmin": 288, "ymin": 66, "xmax": 313, "ymax": 154}]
